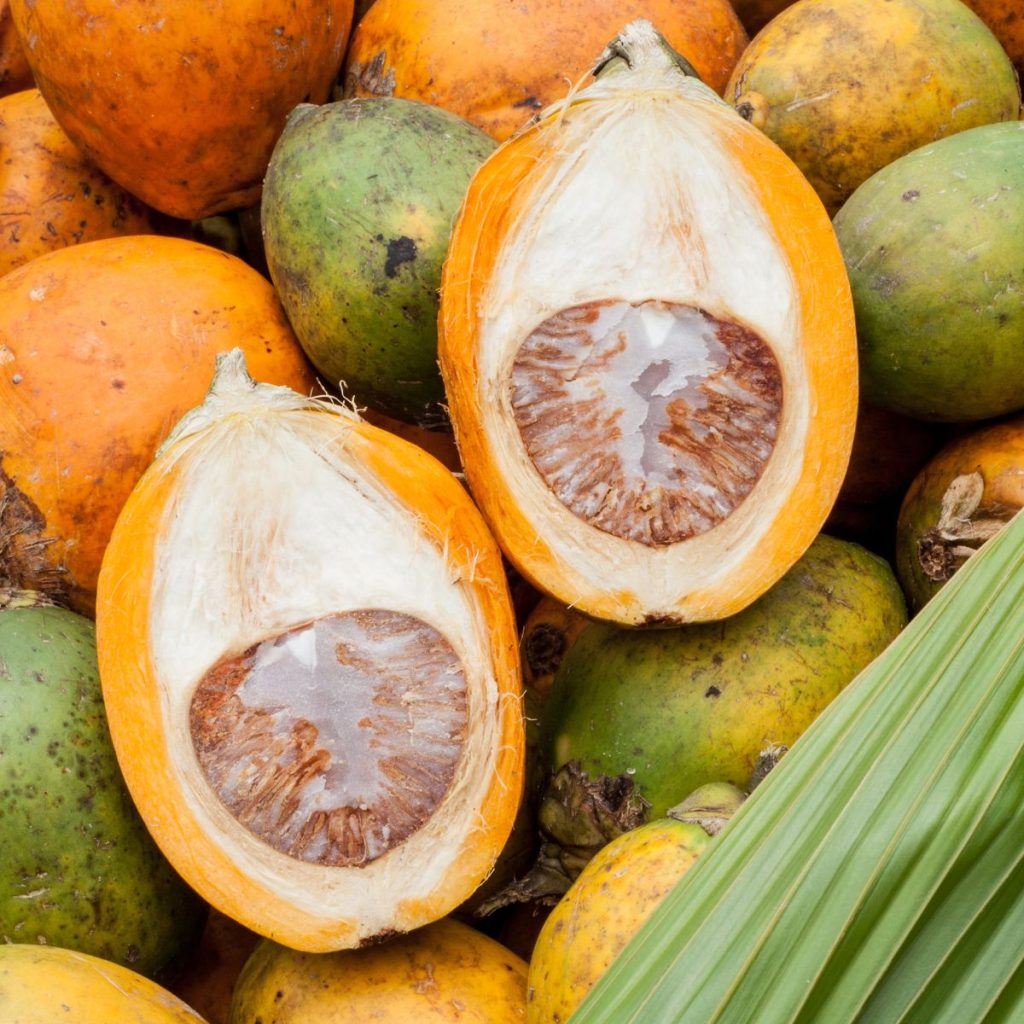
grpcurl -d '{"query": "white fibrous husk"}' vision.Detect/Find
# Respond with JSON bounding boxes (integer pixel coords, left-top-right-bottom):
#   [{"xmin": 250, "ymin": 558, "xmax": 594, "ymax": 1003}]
[
  {"xmin": 450, "ymin": 19, "xmax": 843, "ymax": 623},
  {"xmin": 131, "ymin": 350, "xmax": 512, "ymax": 942}
]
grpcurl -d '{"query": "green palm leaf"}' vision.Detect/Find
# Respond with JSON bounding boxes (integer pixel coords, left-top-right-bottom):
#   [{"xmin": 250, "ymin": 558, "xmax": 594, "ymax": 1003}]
[{"xmin": 571, "ymin": 509, "xmax": 1024, "ymax": 1024}]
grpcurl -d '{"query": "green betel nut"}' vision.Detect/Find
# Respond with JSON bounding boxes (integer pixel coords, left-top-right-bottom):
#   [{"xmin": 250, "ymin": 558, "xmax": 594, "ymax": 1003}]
[
  {"xmin": 262, "ymin": 98, "xmax": 497, "ymax": 427},
  {"xmin": 0, "ymin": 601, "xmax": 205, "ymax": 978},
  {"xmin": 835, "ymin": 121, "xmax": 1024, "ymax": 423}
]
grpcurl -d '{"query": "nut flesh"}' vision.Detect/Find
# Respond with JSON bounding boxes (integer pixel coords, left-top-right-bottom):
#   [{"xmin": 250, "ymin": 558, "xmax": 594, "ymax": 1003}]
[
  {"xmin": 511, "ymin": 300, "xmax": 783, "ymax": 546},
  {"xmin": 190, "ymin": 609, "xmax": 468, "ymax": 867}
]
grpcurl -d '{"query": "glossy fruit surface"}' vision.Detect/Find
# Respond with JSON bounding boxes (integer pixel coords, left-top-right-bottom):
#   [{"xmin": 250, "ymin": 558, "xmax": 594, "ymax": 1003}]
[
  {"xmin": 527, "ymin": 818, "xmax": 709, "ymax": 1024},
  {"xmin": 539, "ymin": 535, "xmax": 907, "ymax": 815},
  {"xmin": 229, "ymin": 917, "xmax": 527, "ymax": 1022},
  {"xmin": 0, "ymin": 944, "xmax": 208, "ymax": 1023},
  {"xmin": 10, "ymin": 0, "xmax": 354, "ymax": 218},
  {"xmin": 262, "ymin": 98, "xmax": 495, "ymax": 425}
]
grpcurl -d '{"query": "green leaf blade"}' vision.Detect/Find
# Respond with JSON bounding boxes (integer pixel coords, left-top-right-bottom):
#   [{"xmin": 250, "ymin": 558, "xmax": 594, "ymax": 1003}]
[{"xmin": 569, "ymin": 510, "xmax": 1024, "ymax": 1024}]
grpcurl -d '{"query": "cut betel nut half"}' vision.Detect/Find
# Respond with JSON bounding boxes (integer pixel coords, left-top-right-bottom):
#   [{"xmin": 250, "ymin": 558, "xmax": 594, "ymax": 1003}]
[
  {"xmin": 439, "ymin": 19, "xmax": 858, "ymax": 626},
  {"xmin": 94, "ymin": 351, "xmax": 524, "ymax": 951}
]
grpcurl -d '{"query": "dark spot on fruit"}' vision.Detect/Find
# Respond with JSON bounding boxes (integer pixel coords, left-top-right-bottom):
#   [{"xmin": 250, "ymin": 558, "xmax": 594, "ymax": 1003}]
[
  {"xmin": 705, "ymin": 686, "xmax": 721, "ymax": 698},
  {"xmin": 111, "ymin": 379, "xmax": 125, "ymax": 391},
  {"xmin": 275, "ymin": 990, "xmax": 284, "ymax": 1002},
  {"xmin": 513, "ymin": 95, "xmax": 543, "ymax": 109},
  {"xmin": 901, "ymin": 189, "xmax": 920, "ymax": 201},
  {"xmin": 384, "ymin": 236, "xmax": 417, "ymax": 278}
]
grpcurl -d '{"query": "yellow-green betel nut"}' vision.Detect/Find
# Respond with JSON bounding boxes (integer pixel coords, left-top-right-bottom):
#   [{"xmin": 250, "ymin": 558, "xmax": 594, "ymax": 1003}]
[
  {"xmin": 539, "ymin": 535, "xmax": 907, "ymax": 815},
  {"xmin": 726, "ymin": 0, "xmax": 1019, "ymax": 216}
]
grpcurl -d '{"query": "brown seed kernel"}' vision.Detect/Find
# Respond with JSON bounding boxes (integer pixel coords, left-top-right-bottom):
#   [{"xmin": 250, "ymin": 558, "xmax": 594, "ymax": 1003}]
[
  {"xmin": 510, "ymin": 300, "xmax": 783, "ymax": 546},
  {"xmin": 190, "ymin": 609, "xmax": 468, "ymax": 867}
]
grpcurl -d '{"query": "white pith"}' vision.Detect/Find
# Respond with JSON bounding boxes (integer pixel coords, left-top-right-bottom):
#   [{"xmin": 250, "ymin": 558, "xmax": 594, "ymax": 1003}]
[
  {"xmin": 146, "ymin": 366, "xmax": 501, "ymax": 941},
  {"xmin": 478, "ymin": 71, "xmax": 808, "ymax": 620}
]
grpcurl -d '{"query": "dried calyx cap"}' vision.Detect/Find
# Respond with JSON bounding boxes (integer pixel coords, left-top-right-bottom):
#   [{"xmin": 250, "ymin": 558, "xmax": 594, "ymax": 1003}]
[
  {"xmin": 439, "ymin": 19, "xmax": 857, "ymax": 626},
  {"xmin": 668, "ymin": 781, "xmax": 747, "ymax": 836},
  {"xmin": 95, "ymin": 349, "xmax": 524, "ymax": 951},
  {"xmin": 476, "ymin": 760, "xmax": 650, "ymax": 912}
]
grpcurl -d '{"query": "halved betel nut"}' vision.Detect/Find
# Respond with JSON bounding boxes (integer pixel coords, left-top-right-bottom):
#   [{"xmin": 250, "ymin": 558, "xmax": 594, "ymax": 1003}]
[
  {"xmin": 439, "ymin": 20, "xmax": 858, "ymax": 625},
  {"xmin": 95, "ymin": 352, "xmax": 523, "ymax": 951}
]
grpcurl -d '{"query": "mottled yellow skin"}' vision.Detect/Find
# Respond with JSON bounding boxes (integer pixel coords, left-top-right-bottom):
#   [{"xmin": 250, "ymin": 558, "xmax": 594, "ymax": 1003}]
[
  {"xmin": 527, "ymin": 819, "xmax": 710, "ymax": 1024},
  {"xmin": 229, "ymin": 917, "xmax": 527, "ymax": 1023},
  {"xmin": 0, "ymin": 945, "xmax": 208, "ymax": 1023},
  {"xmin": 727, "ymin": 0, "xmax": 1020, "ymax": 215}
]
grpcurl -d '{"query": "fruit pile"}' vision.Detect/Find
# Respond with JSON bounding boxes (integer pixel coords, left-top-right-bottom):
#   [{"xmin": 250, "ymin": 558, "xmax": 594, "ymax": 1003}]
[{"xmin": 1, "ymin": 0, "xmax": 1021, "ymax": 1021}]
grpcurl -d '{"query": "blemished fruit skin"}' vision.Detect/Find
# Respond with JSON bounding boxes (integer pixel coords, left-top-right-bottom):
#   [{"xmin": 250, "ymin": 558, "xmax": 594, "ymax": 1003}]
[
  {"xmin": 343, "ymin": 0, "xmax": 748, "ymax": 142},
  {"xmin": 726, "ymin": 0, "xmax": 1020, "ymax": 216},
  {"xmin": 527, "ymin": 818, "xmax": 710, "ymax": 1024},
  {"xmin": 229, "ymin": 917, "xmax": 528, "ymax": 1023},
  {"xmin": 0, "ymin": 88, "xmax": 175, "ymax": 277},
  {"xmin": 0, "ymin": 944, "xmax": 208, "ymax": 1023},
  {"xmin": 9, "ymin": 0, "xmax": 354, "ymax": 219},
  {"xmin": 262, "ymin": 99, "xmax": 496, "ymax": 426},
  {"xmin": 834, "ymin": 121, "xmax": 1024, "ymax": 423},
  {"xmin": 0, "ymin": 601, "xmax": 205, "ymax": 979},
  {"xmin": 540, "ymin": 535, "xmax": 908, "ymax": 816}
]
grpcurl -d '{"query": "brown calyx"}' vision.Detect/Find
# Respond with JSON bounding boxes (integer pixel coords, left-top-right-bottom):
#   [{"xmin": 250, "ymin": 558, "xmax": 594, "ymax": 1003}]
[
  {"xmin": 917, "ymin": 472, "xmax": 1016, "ymax": 583},
  {"xmin": 0, "ymin": 461, "xmax": 68, "ymax": 604},
  {"xmin": 511, "ymin": 299, "xmax": 783, "ymax": 547},
  {"xmin": 190, "ymin": 609, "xmax": 468, "ymax": 868}
]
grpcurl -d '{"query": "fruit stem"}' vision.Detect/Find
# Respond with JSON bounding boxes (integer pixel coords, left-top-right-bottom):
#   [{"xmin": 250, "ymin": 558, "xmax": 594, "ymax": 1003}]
[{"xmin": 592, "ymin": 19, "xmax": 702, "ymax": 84}]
